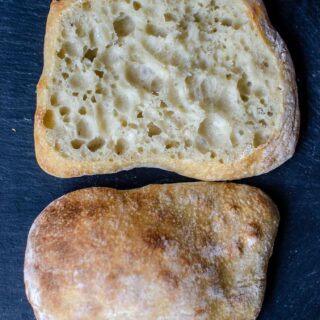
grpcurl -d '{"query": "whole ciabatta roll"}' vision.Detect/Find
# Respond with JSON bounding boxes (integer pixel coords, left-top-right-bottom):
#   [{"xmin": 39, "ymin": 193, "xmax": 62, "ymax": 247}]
[
  {"xmin": 35, "ymin": 0, "xmax": 299, "ymax": 179},
  {"xmin": 25, "ymin": 182, "xmax": 279, "ymax": 320}
]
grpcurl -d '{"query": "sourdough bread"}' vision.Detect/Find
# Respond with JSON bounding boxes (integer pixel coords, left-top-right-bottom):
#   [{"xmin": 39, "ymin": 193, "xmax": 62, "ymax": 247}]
[
  {"xmin": 35, "ymin": 0, "xmax": 299, "ymax": 179},
  {"xmin": 25, "ymin": 182, "xmax": 279, "ymax": 319}
]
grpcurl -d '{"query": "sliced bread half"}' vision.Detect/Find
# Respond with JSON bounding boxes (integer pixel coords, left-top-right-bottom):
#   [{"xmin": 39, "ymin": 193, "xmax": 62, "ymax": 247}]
[{"xmin": 35, "ymin": 0, "xmax": 299, "ymax": 179}]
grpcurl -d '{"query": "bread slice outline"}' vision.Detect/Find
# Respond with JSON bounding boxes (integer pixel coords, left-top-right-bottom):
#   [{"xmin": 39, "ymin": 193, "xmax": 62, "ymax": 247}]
[
  {"xmin": 24, "ymin": 182, "xmax": 279, "ymax": 320},
  {"xmin": 35, "ymin": 0, "xmax": 299, "ymax": 179}
]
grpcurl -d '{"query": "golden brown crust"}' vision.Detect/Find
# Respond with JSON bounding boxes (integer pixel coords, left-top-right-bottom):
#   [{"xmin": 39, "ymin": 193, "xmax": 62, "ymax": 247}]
[
  {"xmin": 34, "ymin": 0, "xmax": 299, "ymax": 179},
  {"xmin": 243, "ymin": 0, "xmax": 300, "ymax": 174},
  {"xmin": 24, "ymin": 182, "xmax": 279, "ymax": 320}
]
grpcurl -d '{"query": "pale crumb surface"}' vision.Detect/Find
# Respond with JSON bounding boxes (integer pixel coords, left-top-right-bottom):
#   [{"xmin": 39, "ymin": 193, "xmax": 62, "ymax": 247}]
[{"xmin": 43, "ymin": 0, "xmax": 283, "ymax": 165}]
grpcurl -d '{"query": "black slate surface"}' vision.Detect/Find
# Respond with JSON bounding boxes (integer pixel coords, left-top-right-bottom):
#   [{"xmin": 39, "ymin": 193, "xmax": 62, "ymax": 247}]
[{"xmin": 0, "ymin": 0, "xmax": 319, "ymax": 319}]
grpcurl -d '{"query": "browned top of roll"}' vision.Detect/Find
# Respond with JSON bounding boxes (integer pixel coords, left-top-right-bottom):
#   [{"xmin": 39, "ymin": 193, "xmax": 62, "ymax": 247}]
[{"xmin": 25, "ymin": 182, "xmax": 279, "ymax": 320}]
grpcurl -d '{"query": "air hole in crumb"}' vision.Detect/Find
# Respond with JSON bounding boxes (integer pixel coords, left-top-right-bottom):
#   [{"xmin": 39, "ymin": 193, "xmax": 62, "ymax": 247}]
[
  {"xmin": 76, "ymin": 24, "xmax": 85, "ymax": 37},
  {"xmin": 137, "ymin": 111, "xmax": 143, "ymax": 119},
  {"xmin": 54, "ymin": 142, "xmax": 61, "ymax": 152},
  {"xmin": 125, "ymin": 63, "xmax": 156, "ymax": 91},
  {"xmin": 129, "ymin": 123, "xmax": 138, "ymax": 129},
  {"xmin": 164, "ymin": 110, "xmax": 174, "ymax": 117},
  {"xmin": 260, "ymin": 98, "xmax": 266, "ymax": 105},
  {"xmin": 185, "ymin": 140, "xmax": 192, "ymax": 148},
  {"xmin": 226, "ymin": 74, "xmax": 232, "ymax": 80},
  {"xmin": 160, "ymin": 100, "xmax": 168, "ymax": 108},
  {"xmin": 59, "ymin": 106, "xmax": 70, "ymax": 116},
  {"xmin": 115, "ymin": 139, "xmax": 126, "ymax": 155},
  {"xmin": 70, "ymin": 74, "xmax": 83, "ymax": 89},
  {"xmin": 238, "ymin": 73, "xmax": 251, "ymax": 102},
  {"xmin": 147, "ymin": 123, "xmax": 162, "ymax": 137},
  {"xmin": 95, "ymin": 86, "xmax": 103, "ymax": 94},
  {"xmin": 164, "ymin": 13, "xmax": 176, "ymax": 22},
  {"xmin": 222, "ymin": 18, "xmax": 232, "ymax": 27},
  {"xmin": 65, "ymin": 57, "xmax": 72, "ymax": 64},
  {"xmin": 253, "ymin": 133, "xmax": 266, "ymax": 148},
  {"xmin": 84, "ymin": 48, "xmax": 98, "ymax": 62},
  {"xmin": 151, "ymin": 78, "xmax": 163, "ymax": 94},
  {"xmin": 62, "ymin": 72, "xmax": 69, "ymax": 79},
  {"xmin": 121, "ymin": 119, "xmax": 128, "ymax": 127},
  {"xmin": 79, "ymin": 106, "xmax": 87, "ymax": 115},
  {"xmin": 267, "ymin": 111, "xmax": 273, "ymax": 117},
  {"xmin": 95, "ymin": 61, "xmax": 102, "ymax": 69},
  {"xmin": 43, "ymin": 110, "xmax": 55, "ymax": 129},
  {"xmin": 146, "ymin": 23, "xmax": 167, "ymax": 37},
  {"xmin": 133, "ymin": 1, "xmax": 141, "ymax": 10},
  {"xmin": 194, "ymin": 13, "xmax": 201, "ymax": 23},
  {"xmin": 95, "ymin": 70, "xmax": 104, "ymax": 78},
  {"xmin": 89, "ymin": 31, "xmax": 96, "ymax": 47},
  {"xmin": 114, "ymin": 16, "xmax": 135, "ymax": 37},
  {"xmin": 63, "ymin": 116, "xmax": 70, "ymax": 123},
  {"xmin": 83, "ymin": 94, "xmax": 88, "ymax": 101},
  {"xmin": 219, "ymin": 159, "xmax": 224, "ymax": 164},
  {"xmin": 62, "ymin": 42, "xmax": 79, "ymax": 57},
  {"xmin": 210, "ymin": 152, "xmax": 216, "ymax": 159},
  {"xmin": 77, "ymin": 120, "xmax": 91, "ymax": 138},
  {"xmin": 50, "ymin": 94, "xmax": 58, "ymax": 106},
  {"xmin": 71, "ymin": 139, "xmax": 84, "ymax": 149},
  {"xmin": 91, "ymin": 95, "xmax": 97, "ymax": 103},
  {"xmin": 234, "ymin": 22, "xmax": 242, "ymax": 30},
  {"xmin": 263, "ymin": 61, "xmax": 269, "ymax": 68},
  {"xmin": 114, "ymin": 95, "xmax": 128, "ymax": 111},
  {"xmin": 239, "ymin": 130, "xmax": 244, "ymax": 136},
  {"xmin": 166, "ymin": 141, "xmax": 179, "ymax": 149},
  {"xmin": 57, "ymin": 48, "xmax": 65, "ymax": 59},
  {"xmin": 82, "ymin": 2, "xmax": 91, "ymax": 10},
  {"xmin": 241, "ymin": 95, "xmax": 249, "ymax": 102},
  {"xmin": 88, "ymin": 137, "xmax": 105, "ymax": 152},
  {"xmin": 255, "ymin": 90, "xmax": 263, "ymax": 98},
  {"xmin": 259, "ymin": 120, "xmax": 267, "ymax": 127},
  {"xmin": 72, "ymin": 92, "xmax": 79, "ymax": 97}
]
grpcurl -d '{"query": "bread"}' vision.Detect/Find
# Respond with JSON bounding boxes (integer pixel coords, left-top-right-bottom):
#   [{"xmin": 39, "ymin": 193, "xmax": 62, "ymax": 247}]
[
  {"xmin": 35, "ymin": 0, "xmax": 299, "ymax": 179},
  {"xmin": 24, "ymin": 182, "xmax": 279, "ymax": 320}
]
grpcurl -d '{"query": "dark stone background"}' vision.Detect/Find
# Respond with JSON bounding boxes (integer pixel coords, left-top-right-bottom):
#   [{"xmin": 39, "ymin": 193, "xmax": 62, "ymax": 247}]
[{"xmin": 0, "ymin": 0, "xmax": 319, "ymax": 319}]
